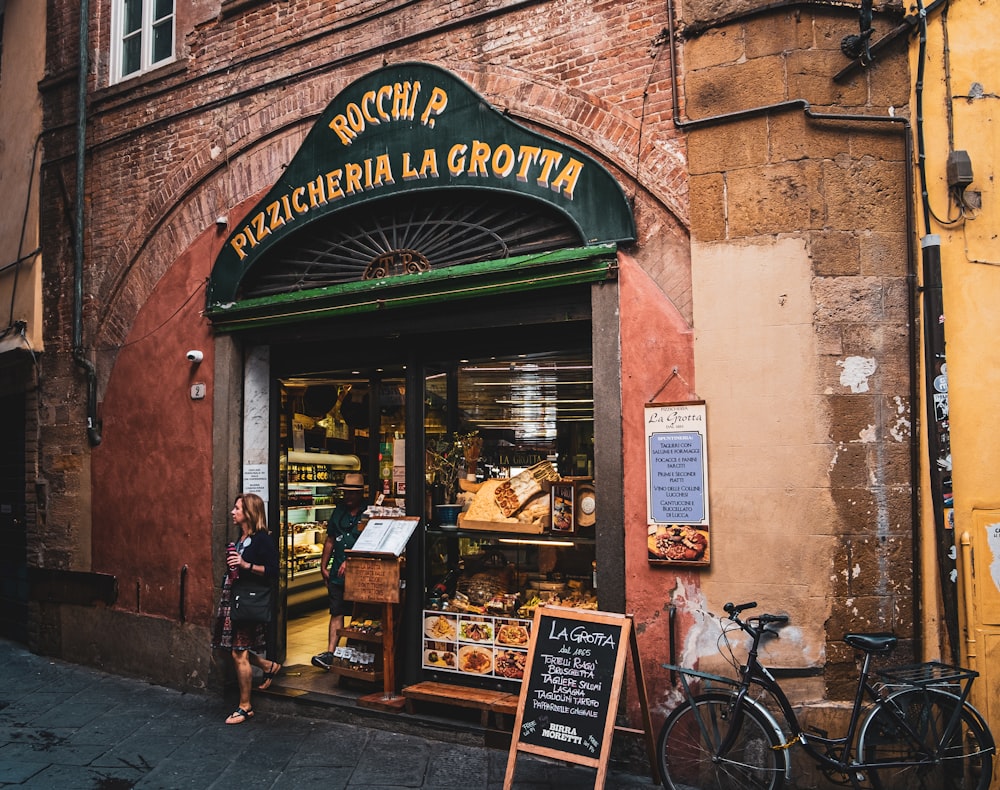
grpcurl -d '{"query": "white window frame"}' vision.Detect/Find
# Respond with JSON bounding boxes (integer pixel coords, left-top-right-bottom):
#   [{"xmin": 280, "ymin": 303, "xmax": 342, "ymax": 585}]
[{"xmin": 110, "ymin": 0, "xmax": 176, "ymax": 85}]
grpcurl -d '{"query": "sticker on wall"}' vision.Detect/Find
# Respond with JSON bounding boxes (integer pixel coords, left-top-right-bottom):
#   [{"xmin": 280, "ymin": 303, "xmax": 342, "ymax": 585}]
[{"xmin": 644, "ymin": 401, "xmax": 710, "ymax": 567}]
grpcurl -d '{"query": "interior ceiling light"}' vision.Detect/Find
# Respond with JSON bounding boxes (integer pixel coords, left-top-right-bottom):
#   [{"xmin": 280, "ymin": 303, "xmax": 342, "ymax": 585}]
[{"xmin": 496, "ymin": 398, "xmax": 593, "ymax": 405}]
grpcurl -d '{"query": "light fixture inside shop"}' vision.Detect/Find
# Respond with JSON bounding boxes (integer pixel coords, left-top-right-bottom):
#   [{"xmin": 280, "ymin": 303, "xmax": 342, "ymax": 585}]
[
  {"xmin": 498, "ymin": 538, "xmax": 577, "ymax": 547},
  {"xmin": 495, "ymin": 398, "xmax": 593, "ymax": 405}
]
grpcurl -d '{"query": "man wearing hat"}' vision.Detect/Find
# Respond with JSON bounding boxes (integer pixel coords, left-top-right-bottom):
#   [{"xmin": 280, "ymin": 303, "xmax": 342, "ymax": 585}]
[{"xmin": 311, "ymin": 472, "xmax": 368, "ymax": 670}]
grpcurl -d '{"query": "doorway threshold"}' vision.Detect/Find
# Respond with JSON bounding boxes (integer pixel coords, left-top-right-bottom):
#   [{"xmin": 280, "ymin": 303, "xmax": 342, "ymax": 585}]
[{"xmin": 256, "ymin": 662, "xmax": 512, "ymax": 750}]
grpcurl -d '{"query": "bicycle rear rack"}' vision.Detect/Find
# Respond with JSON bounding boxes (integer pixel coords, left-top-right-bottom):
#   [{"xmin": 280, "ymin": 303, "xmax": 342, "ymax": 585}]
[{"xmin": 877, "ymin": 661, "xmax": 978, "ymax": 688}]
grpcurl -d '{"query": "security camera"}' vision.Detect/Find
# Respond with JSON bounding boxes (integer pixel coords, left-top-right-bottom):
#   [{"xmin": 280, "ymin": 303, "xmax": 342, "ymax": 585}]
[{"xmin": 186, "ymin": 350, "xmax": 204, "ymax": 363}]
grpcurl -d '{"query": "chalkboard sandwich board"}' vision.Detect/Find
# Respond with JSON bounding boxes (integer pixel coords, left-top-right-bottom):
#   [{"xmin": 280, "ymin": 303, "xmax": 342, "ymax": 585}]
[{"xmin": 504, "ymin": 605, "xmax": 653, "ymax": 789}]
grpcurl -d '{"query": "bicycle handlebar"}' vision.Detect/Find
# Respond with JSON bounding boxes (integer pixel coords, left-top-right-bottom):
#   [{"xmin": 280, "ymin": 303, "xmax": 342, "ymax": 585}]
[{"xmin": 723, "ymin": 602, "xmax": 789, "ymax": 633}]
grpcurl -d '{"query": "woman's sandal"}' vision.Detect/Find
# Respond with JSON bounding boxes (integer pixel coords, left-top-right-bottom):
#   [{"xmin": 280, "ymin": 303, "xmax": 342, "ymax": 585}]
[
  {"xmin": 259, "ymin": 660, "xmax": 282, "ymax": 690},
  {"xmin": 225, "ymin": 706, "xmax": 254, "ymax": 725}
]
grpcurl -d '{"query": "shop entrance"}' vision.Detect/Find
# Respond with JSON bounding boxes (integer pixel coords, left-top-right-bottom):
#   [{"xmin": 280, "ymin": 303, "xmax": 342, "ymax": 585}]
[{"xmin": 268, "ymin": 306, "xmax": 598, "ymax": 695}]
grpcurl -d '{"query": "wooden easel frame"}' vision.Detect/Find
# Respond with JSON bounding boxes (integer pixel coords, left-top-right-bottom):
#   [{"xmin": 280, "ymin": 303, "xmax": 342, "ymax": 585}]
[{"xmin": 503, "ymin": 608, "xmax": 659, "ymax": 789}]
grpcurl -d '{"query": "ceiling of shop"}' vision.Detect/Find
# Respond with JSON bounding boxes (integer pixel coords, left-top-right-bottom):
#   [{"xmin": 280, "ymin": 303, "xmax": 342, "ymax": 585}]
[{"xmin": 282, "ymin": 352, "xmax": 592, "ymax": 447}]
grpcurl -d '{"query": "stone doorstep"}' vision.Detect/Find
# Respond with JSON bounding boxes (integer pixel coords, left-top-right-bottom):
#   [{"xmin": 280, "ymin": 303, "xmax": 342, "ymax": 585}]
[{"xmin": 254, "ymin": 663, "xmax": 513, "ymax": 746}]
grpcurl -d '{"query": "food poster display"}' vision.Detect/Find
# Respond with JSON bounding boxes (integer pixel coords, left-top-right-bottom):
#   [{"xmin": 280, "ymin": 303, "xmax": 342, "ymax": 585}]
[
  {"xmin": 422, "ymin": 611, "xmax": 532, "ymax": 681},
  {"xmin": 644, "ymin": 401, "xmax": 711, "ymax": 566}
]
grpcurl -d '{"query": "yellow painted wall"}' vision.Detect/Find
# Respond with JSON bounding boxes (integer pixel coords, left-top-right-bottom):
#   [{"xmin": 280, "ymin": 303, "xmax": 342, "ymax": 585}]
[
  {"xmin": 912, "ymin": 0, "xmax": 1000, "ymax": 747},
  {"xmin": 0, "ymin": 0, "xmax": 45, "ymax": 354}
]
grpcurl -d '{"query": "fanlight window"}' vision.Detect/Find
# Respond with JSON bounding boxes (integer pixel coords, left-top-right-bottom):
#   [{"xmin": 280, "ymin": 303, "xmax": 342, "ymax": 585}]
[{"xmin": 239, "ymin": 190, "xmax": 582, "ymax": 300}]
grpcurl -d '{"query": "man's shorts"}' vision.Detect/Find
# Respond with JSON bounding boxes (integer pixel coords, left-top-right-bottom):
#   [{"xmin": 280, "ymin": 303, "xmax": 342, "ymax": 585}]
[{"xmin": 327, "ymin": 581, "xmax": 354, "ymax": 617}]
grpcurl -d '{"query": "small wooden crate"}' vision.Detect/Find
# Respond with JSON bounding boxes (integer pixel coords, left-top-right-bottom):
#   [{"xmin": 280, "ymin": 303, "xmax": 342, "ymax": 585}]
[{"xmin": 459, "ymin": 518, "xmax": 545, "ymax": 535}]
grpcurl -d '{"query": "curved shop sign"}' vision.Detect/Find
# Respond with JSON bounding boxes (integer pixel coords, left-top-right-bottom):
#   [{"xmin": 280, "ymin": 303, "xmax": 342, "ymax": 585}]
[{"xmin": 207, "ymin": 62, "xmax": 635, "ymax": 309}]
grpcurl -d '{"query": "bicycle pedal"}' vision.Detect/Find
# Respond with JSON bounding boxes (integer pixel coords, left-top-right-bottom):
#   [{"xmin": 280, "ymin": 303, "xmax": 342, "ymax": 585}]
[{"xmin": 806, "ymin": 724, "xmax": 829, "ymax": 738}]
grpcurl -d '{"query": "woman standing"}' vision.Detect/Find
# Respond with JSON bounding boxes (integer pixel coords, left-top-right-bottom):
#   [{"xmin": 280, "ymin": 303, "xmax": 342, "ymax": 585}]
[{"xmin": 211, "ymin": 492, "xmax": 281, "ymax": 724}]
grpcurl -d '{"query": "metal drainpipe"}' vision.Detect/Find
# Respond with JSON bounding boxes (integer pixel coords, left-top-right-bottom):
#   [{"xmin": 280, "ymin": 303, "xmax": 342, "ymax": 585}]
[
  {"xmin": 664, "ymin": 0, "xmax": 925, "ymax": 658},
  {"xmin": 73, "ymin": 0, "xmax": 101, "ymax": 447}
]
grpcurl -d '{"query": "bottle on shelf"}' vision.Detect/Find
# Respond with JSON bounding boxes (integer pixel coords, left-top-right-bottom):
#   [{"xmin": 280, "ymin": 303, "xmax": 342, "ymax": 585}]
[
  {"xmin": 379, "ymin": 435, "xmax": 393, "ymax": 495},
  {"xmin": 430, "ymin": 562, "xmax": 463, "ymax": 599}
]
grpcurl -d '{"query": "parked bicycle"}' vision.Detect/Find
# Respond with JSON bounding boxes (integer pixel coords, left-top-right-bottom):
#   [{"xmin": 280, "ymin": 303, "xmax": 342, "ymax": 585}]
[{"xmin": 657, "ymin": 601, "xmax": 994, "ymax": 790}]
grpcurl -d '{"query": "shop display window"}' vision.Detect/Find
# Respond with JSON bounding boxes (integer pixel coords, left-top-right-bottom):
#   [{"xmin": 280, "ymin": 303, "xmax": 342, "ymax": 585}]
[
  {"xmin": 422, "ymin": 533, "xmax": 595, "ymax": 684},
  {"xmin": 277, "ymin": 348, "xmax": 596, "ymax": 683}
]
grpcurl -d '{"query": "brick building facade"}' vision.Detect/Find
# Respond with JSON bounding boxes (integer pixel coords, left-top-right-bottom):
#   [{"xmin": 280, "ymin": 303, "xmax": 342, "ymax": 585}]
[{"xmin": 17, "ymin": 1, "xmax": 940, "ymax": 783}]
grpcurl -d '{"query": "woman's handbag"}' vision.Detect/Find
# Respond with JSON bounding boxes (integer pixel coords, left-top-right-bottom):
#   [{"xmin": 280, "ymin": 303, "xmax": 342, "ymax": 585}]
[{"xmin": 231, "ymin": 576, "xmax": 273, "ymax": 623}]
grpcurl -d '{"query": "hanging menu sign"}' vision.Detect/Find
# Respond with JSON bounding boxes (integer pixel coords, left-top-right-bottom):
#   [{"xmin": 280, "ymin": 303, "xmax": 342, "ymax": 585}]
[
  {"xmin": 504, "ymin": 607, "xmax": 632, "ymax": 788},
  {"xmin": 644, "ymin": 401, "xmax": 711, "ymax": 566}
]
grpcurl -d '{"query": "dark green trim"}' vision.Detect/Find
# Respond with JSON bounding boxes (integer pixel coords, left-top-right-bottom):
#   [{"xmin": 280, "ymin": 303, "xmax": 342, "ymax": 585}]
[{"xmin": 207, "ymin": 245, "xmax": 617, "ymax": 332}]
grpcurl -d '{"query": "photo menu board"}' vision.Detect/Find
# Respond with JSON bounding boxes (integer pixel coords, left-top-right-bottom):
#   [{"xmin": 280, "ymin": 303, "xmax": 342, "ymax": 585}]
[
  {"xmin": 421, "ymin": 610, "xmax": 532, "ymax": 681},
  {"xmin": 644, "ymin": 401, "xmax": 711, "ymax": 566}
]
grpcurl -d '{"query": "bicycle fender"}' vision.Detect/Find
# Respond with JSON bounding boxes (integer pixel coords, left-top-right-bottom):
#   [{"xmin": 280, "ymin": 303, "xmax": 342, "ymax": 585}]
[
  {"xmin": 875, "ymin": 687, "xmax": 997, "ymax": 751},
  {"xmin": 740, "ymin": 694, "xmax": 794, "ymax": 781},
  {"xmin": 673, "ymin": 689, "xmax": 793, "ymax": 783},
  {"xmin": 963, "ymin": 700, "xmax": 997, "ymax": 750}
]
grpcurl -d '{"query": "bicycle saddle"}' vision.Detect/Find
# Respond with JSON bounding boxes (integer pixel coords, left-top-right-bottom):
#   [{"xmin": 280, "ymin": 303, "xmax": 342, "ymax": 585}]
[{"xmin": 843, "ymin": 633, "xmax": 897, "ymax": 653}]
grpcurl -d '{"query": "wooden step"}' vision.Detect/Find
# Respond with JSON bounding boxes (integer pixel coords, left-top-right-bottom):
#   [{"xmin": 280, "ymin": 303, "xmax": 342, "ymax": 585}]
[{"xmin": 402, "ymin": 681, "xmax": 518, "ymax": 728}]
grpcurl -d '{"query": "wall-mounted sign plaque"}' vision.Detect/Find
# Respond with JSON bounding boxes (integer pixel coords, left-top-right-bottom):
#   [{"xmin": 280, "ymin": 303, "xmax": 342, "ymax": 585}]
[{"xmin": 644, "ymin": 401, "xmax": 711, "ymax": 566}]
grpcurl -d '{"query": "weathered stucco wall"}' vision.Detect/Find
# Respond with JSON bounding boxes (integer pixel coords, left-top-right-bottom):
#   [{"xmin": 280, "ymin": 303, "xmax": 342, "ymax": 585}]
[
  {"xmin": 914, "ymin": 0, "xmax": 1000, "ymax": 736},
  {"xmin": 680, "ymin": 3, "xmax": 915, "ymax": 703}
]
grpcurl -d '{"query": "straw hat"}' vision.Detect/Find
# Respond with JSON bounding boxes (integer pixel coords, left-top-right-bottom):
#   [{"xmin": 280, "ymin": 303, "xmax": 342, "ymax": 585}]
[{"xmin": 339, "ymin": 473, "xmax": 365, "ymax": 491}]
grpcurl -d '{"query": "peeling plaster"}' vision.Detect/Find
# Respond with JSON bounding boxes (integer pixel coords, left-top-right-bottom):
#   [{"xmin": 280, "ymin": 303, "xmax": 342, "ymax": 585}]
[
  {"xmin": 837, "ymin": 356, "xmax": 877, "ymax": 393},
  {"xmin": 889, "ymin": 395, "xmax": 911, "ymax": 442},
  {"xmin": 670, "ymin": 578, "xmax": 719, "ymax": 668}
]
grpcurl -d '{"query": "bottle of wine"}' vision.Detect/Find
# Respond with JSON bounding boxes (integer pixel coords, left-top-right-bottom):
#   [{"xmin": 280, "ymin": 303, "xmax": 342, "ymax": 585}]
[{"xmin": 431, "ymin": 563, "xmax": 463, "ymax": 598}]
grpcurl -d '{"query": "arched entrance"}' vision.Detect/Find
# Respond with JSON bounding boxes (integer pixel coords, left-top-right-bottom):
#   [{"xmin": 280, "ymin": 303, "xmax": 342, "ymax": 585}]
[{"xmin": 206, "ymin": 61, "xmax": 635, "ymax": 701}]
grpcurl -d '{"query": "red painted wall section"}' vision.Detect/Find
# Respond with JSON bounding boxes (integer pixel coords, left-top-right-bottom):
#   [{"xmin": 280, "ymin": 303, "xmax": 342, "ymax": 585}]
[
  {"xmin": 91, "ymin": 230, "xmax": 218, "ymax": 624},
  {"xmin": 618, "ymin": 252, "xmax": 699, "ymax": 721}
]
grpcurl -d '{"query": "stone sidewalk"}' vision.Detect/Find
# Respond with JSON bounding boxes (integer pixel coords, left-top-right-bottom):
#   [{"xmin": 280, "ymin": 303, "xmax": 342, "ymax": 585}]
[{"xmin": 0, "ymin": 639, "xmax": 659, "ymax": 788}]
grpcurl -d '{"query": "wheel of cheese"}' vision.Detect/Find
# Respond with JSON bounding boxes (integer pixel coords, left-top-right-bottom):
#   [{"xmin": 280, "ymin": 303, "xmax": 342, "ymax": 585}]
[{"xmin": 577, "ymin": 485, "xmax": 596, "ymax": 527}]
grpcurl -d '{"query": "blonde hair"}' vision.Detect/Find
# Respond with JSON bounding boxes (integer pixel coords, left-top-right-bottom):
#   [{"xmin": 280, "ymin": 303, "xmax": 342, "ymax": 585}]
[{"xmin": 236, "ymin": 492, "xmax": 268, "ymax": 535}]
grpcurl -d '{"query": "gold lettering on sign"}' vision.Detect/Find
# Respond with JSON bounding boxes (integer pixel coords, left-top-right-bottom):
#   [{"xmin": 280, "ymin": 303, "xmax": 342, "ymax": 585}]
[
  {"xmin": 328, "ymin": 80, "xmax": 436, "ymax": 145},
  {"xmin": 401, "ymin": 149, "xmax": 440, "ymax": 180},
  {"xmin": 225, "ymin": 78, "xmax": 586, "ymax": 262}
]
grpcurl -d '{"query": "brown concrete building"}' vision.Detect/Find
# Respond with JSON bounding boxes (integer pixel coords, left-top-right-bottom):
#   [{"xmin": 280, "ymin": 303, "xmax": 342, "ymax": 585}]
[{"xmin": 8, "ymin": 0, "xmax": 970, "ymax": 784}]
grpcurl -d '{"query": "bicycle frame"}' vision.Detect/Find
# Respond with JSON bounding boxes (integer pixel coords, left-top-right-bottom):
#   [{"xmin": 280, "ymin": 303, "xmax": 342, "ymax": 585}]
[{"xmin": 663, "ymin": 609, "xmax": 995, "ymax": 787}]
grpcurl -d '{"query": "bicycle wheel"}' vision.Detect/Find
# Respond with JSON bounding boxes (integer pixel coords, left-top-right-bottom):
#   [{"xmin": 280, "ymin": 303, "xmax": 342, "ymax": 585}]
[
  {"xmin": 657, "ymin": 691, "xmax": 786, "ymax": 790},
  {"xmin": 859, "ymin": 689, "xmax": 993, "ymax": 790}
]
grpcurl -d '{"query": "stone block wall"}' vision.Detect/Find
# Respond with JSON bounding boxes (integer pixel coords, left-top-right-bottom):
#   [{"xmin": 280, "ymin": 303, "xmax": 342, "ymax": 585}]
[{"xmin": 681, "ymin": 1, "xmax": 916, "ymax": 700}]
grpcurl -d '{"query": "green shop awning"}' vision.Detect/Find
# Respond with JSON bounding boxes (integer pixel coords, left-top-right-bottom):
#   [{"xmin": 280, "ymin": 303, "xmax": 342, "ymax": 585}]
[{"xmin": 207, "ymin": 245, "xmax": 618, "ymax": 332}]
